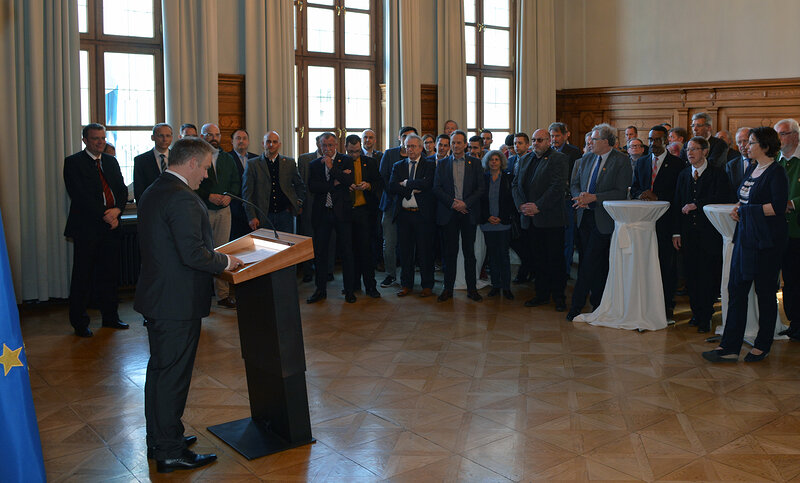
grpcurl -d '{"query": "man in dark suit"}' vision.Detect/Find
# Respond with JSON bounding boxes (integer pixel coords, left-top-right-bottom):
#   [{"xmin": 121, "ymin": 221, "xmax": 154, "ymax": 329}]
[
  {"xmin": 297, "ymin": 136, "xmax": 329, "ymax": 282},
  {"xmin": 433, "ymin": 130, "xmax": 486, "ymax": 302},
  {"xmin": 630, "ymin": 125, "xmax": 683, "ymax": 318},
  {"xmin": 716, "ymin": 130, "xmax": 740, "ymax": 162},
  {"xmin": 506, "ymin": 132, "xmax": 529, "ymax": 177},
  {"xmin": 621, "ymin": 125, "xmax": 650, "ymax": 156},
  {"xmin": 63, "ymin": 123, "xmax": 129, "ymax": 337},
  {"xmin": 506, "ymin": 132, "xmax": 533, "ymax": 283},
  {"xmin": 133, "ymin": 123, "xmax": 173, "ymax": 204},
  {"xmin": 307, "ymin": 132, "xmax": 357, "ymax": 304},
  {"xmin": 725, "ymin": 127, "xmax": 752, "ymax": 193},
  {"xmin": 344, "ymin": 135, "xmax": 383, "ymax": 298},
  {"xmin": 228, "ymin": 128, "xmax": 258, "ymax": 240},
  {"xmin": 242, "ymin": 130, "xmax": 305, "ymax": 234},
  {"xmin": 390, "ymin": 134, "xmax": 436, "ymax": 297},
  {"xmin": 361, "ymin": 129, "xmax": 383, "ymax": 163},
  {"xmin": 513, "ymin": 129, "xmax": 569, "ymax": 311},
  {"xmin": 361, "ymin": 129, "xmax": 384, "ymax": 272},
  {"xmin": 549, "ymin": 122, "xmax": 584, "ymax": 278},
  {"xmin": 135, "ymin": 137, "xmax": 242, "ymax": 473},
  {"xmin": 672, "ymin": 136, "xmax": 732, "ymax": 333},
  {"xmin": 567, "ymin": 123, "xmax": 633, "ymax": 320},
  {"xmin": 691, "ymin": 112, "xmax": 729, "ymax": 168}
]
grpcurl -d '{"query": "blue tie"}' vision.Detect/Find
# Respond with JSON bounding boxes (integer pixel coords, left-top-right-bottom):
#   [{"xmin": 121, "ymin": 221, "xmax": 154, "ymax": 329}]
[{"xmin": 587, "ymin": 155, "xmax": 602, "ymax": 193}]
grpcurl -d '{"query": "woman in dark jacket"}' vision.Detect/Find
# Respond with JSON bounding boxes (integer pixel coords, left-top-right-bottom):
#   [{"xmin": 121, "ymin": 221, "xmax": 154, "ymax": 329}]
[
  {"xmin": 703, "ymin": 126, "xmax": 789, "ymax": 363},
  {"xmin": 480, "ymin": 150, "xmax": 516, "ymax": 300}
]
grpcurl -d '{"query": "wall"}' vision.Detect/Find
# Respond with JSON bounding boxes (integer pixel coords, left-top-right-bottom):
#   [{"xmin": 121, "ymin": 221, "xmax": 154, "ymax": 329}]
[{"xmin": 555, "ymin": 0, "xmax": 800, "ymax": 89}]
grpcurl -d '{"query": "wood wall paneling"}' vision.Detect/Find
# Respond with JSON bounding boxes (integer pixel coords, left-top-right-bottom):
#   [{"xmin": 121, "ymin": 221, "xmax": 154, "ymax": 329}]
[
  {"xmin": 420, "ymin": 84, "xmax": 438, "ymax": 136},
  {"xmin": 218, "ymin": 74, "xmax": 246, "ymax": 152}
]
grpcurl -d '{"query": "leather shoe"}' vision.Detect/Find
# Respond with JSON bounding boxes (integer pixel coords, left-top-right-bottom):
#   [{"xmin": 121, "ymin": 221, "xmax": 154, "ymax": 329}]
[
  {"xmin": 688, "ymin": 317, "xmax": 698, "ymax": 327},
  {"xmin": 306, "ymin": 290, "xmax": 327, "ymax": 304},
  {"xmin": 467, "ymin": 290, "xmax": 482, "ymax": 302},
  {"xmin": 524, "ymin": 297, "xmax": 549, "ymax": 308},
  {"xmin": 148, "ymin": 435, "xmax": 197, "ymax": 459},
  {"xmin": 554, "ymin": 299, "xmax": 567, "ymax": 312},
  {"xmin": 566, "ymin": 309, "xmax": 580, "ymax": 322},
  {"xmin": 503, "ymin": 289, "xmax": 514, "ymax": 300},
  {"xmin": 397, "ymin": 287, "xmax": 413, "ymax": 297},
  {"xmin": 217, "ymin": 297, "xmax": 236, "ymax": 309},
  {"xmin": 102, "ymin": 319, "xmax": 129, "ymax": 330},
  {"xmin": 366, "ymin": 287, "xmax": 381, "ymax": 298},
  {"xmin": 345, "ymin": 292, "xmax": 357, "ymax": 303},
  {"xmin": 697, "ymin": 322, "xmax": 711, "ymax": 333},
  {"xmin": 74, "ymin": 327, "xmax": 93, "ymax": 338},
  {"xmin": 744, "ymin": 350, "xmax": 769, "ymax": 362},
  {"xmin": 487, "ymin": 287, "xmax": 501, "ymax": 297},
  {"xmin": 156, "ymin": 449, "xmax": 217, "ymax": 473},
  {"xmin": 512, "ymin": 275, "xmax": 529, "ymax": 284},
  {"xmin": 437, "ymin": 289, "xmax": 453, "ymax": 302},
  {"xmin": 701, "ymin": 349, "xmax": 738, "ymax": 363},
  {"xmin": 418, "ymin": 288, "xmax": 434, "ymax": 298}
]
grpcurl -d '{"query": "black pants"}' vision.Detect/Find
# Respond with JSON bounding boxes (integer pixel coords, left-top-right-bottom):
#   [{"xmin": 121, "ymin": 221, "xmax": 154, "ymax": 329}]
[
  {"xmin": 69, "ymin": 235, "xmax": 120, "ymax": 330},
  {"xmin": 570, "ymin": 213, "xmax": 611, "ymax": 311},
  {"xmin": 530, "ymin": 224, "xmax": 567, "ymax": 301},
  {"xmin": 783, "ymin": 237, "xmax": 800, "ymax": 328},
  {"xmin": 441, "ymin": 213, "xmax": 477, "ymax": 291},
  {"xmin": 397, "ymin": 209, "xmax": 434, "ymax": 289},
  {"xmin": 656, "ymin": 226, "xmax": 677, "ymax": 310},
  {"xmin": 484, "ymin": 229, "xmax": 511, "ymax": 289},
  {"xmin": 313, "ymin": 208, "xmax": 354, "ymax": 293},
  {"xmin": 682, "ymin": 230, "xmax": 722, "ymax": 325},
  {"xmin": 510, "ymin": 228, "xmax": 533, "ymax": 279},
  {"xmin": 352, "ymin": 206, "xmax": 377, "ymax": 290},
  {"xmin": 145, "ymin": 318, "xmax": 201, "ymax": 459}
]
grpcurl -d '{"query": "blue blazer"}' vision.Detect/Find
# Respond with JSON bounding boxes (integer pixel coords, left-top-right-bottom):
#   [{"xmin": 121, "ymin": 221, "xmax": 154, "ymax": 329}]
[{"xmin": 432, "ymin": 154, "xmax": 486, "ymax": 226}]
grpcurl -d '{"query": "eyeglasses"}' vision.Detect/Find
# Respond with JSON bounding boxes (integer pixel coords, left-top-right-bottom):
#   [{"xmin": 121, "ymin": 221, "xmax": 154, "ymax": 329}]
[
  {"xmin": 691, "ymin": 123, "xmax": 707, "ymax": 128},
  {"xmin": 778, "ymin": 131, "xmax": 796, "ymax": 136},
  {"xmin": 532, "ymin": 138, "xmax": 548, "ymax": 143},
  {"xmin": 629, "ymin": 144, "xmax": 644, "ymax": 149}
]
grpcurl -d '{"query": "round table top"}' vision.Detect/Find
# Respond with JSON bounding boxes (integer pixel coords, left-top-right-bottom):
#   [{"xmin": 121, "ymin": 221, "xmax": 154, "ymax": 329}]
[
  {"xmin": 704, "ymin": 203, "xmax": 738, "ymax": 238},
  {"xmin": 603, "ymin": 200, "xmax": 670, "ymax": 223}
]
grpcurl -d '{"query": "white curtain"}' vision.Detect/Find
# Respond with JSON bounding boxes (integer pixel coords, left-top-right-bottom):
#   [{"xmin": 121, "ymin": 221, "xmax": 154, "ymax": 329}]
[
  {"xmin": 385, "ymin": 0, "xmax": 424, "ymax": 146},
  {"xmin": 162, "ymin": 0, "xmax": 219, "ymax": 130},
  {"xmin": 384, "ymin": 0, "xmax": 401, "ymax": 147},
  {"xmin": 436, "ymin": 0, "xmax": 467, "ymax": 131},
  {"xmin": 0, "ymin": 0, "xmax": 79, "ymax": 302},
  {"xmin": 242, "ymin": 0, "xmax": 296, "ymax": 157},
  {"xmin": 515, "ymin": 0, "xmax": 556, "ymax": 134}
]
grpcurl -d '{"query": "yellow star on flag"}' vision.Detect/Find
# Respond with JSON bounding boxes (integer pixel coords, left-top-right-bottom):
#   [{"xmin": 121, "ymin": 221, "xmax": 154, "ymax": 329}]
[{"xmin": 0, "ymin": 343, "xmax": 24, "ymax": 376}]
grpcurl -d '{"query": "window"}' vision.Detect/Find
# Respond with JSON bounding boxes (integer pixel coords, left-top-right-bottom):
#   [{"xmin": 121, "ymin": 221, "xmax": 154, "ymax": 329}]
[
  {"xmin": 465, "ymin": 0, "xmax": 514, "ymax": 151},
  {"xmin": 79, "ymin": 0, "xmax": 164, "ymax": 187},
  {"xmin": 294, "ymin": 0, "xmax": 380, "ymax": 154}
]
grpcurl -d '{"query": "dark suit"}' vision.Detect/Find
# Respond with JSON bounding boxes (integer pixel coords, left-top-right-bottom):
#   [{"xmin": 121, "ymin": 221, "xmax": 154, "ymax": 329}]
[
  {"xmin": 433, "ymin": 154, "xmax": 486, "ymax": 292},
  {"xmin": 725, "ymin": 155, "xmax": 751, "ymax": 195},
  {"xmin": 241, "ymin": 153, "xmax": 305, "ymax": 233},
  {"xmin": 133, "ymin": 149, "xmax": 167, "ymax": 204},
  {"xmin": 512, "ymin": 148, "xmax": 569, "ymax": 301},
  {"xmin": 557, "ymin": 142, "xmax": 584, "ymax": 277},
  {"xmin": 134, "ymin": 172, "xmax": 229, "ymax": 460},
  {"xmin": 63, "ymin": 150, "xmax": 128, "ymax": 331},
  {"xmin": 228, "ymin": 149, "xmax": 258, "ymax": 239},
  {"xmin": 309, "ymin": 153, "xmax": 356, "ymax": 293},
  {"xmin": 378, "ymin": 146, "xmax": 406, "ymax": 279},
  {"xmin": 706, "ymin": 135, "xmax": 730, "ymax": 169},
  {"xmin": 389, "ymin": 157, "xmax": 436, "ymax": 290},
  {"xmin": 296, "ymin": 150, "xmax": 332, "ymax": 279},
  {"xmin": 350, "ymin": 155, "xmax": 383, "ymax": 290},
  {"xmin": 630, "ymin": 152, "xmax": 683, "ymax": 311}
]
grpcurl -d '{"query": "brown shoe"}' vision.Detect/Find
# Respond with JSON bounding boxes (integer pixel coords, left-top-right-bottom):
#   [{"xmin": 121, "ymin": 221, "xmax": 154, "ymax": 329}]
[
  {"xmin": 396, "ymin": 287, "xmax": 413, "ymax": 297},
  {"xmin": 418, "ymin": 288, "xmax": 433, "ymax": 297}
]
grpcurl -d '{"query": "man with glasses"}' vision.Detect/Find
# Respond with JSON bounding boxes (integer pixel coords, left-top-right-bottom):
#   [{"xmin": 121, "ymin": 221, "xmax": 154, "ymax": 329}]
[
  {"xmin": 775, "ymin": 119, "xmax": 800, "ymax": 339},
  {"xmin": 725, "ymin": 127, "xmax": 753, "ymax": 193},
  {"xmin": 626, "ymin": 138, "xmax": 646, "ymax": 180},
  {"xmin": 690, "ymin": 112, "xmax": 728, "ymax": 168}
]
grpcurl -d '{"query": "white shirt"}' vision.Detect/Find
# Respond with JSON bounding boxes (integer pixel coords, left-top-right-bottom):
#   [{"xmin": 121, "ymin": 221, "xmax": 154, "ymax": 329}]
[
  {"xmin": 692, "ymin": 160, "xmax": 708, "ymax": 179},
  {"xmin": 779, "ymin": 144, "xmax": 800, "ymax": 163},
  {"xmin": 652, "ymin": 151, "xmax": 666, "ymax": 172},
  {"xmin": 153, "ymin": 147, "xmax": 169, "ymax": 172},
  {"xmin": 401, "ymin": 158, "xmax": 421, "ymax": 208}
]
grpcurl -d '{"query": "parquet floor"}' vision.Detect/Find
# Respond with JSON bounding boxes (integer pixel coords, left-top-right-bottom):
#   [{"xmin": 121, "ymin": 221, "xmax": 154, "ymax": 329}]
[{"xmin": 21, "ymin": 272, "xmax": 800, "ymax": 482}]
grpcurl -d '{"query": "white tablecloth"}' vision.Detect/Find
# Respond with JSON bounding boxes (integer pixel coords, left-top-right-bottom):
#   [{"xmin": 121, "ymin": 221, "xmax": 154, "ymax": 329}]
[
  {"xmin": 575, "ymin": 201, "xmax": 670, "ymax": 331},
  {"xmin": 455, "ymin": 227, "xmax": 489, "ymax": 290},
  {"xmin": 703, "ymin": 204, "xmax": 787, "ymax": 342}
]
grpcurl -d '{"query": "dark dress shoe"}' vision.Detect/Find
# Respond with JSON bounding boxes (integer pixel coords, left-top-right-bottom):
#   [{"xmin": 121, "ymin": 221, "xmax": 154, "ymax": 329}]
[
  {"xmin": 156, "ymin": 449, "xmax": 217, "ymax": 473},
  {"xmin": 697, "ymin": 322, "xmax": 711, "ymax": 333},
  {"xmin": 306, "ymin": 290, "xmax": 327, "ymax": 304},
  {"xmin": 302, "ymin": 274, "xmax": 313, "ymax": 283},
  {"xmin": 397, "ymin": 287, "xmax": 413, "ymax": 297},
  {"xmin": 554, "ymin": 299, "xmax": 567, "ymax": 312},
  {"xmin": 437, "ymin": 289, "xmax": 453, "ymax": 302},
  {"xmin": 327, "ymin": 273, "xmax": 335, "ymax": 282},
  {"xmin": 744, "ymin": 351, "xmax": 769, "ymax": 362},
  {"xmin": 702, "ymin": 349, "xmax": 738, "ymax": 363},
  {"xmin": 467, "ymin": 290, "xmax": 482, "ymax": 302},
  {"xmin": 487, "ymin": 287, "xmax": 501, "ymax": 297},
  {"xmin": 512, "ymin": 275, "xmax": 529, "ymax": 284},
  {"xmin": 102, "ymin": 319, "xmax": 129, "ymax": 330},
  {"xmin": 503, "ymin": 289, "xmax": 514, "ymax": 300},
  {"xmin": 74, "ymin": 327, "xmax": 93, "ymax": 338},
  {"xmin": 345, "ymin": 292, "xmax": 357, "ymax": 303},
  {"xmin": 380, "ymin": 275, "xmax": 396, "ymax": 287},
  {"xmin": 217, "ymin": 297, "xmax": 236, "ymax": 309},
  {"xmin": 524, "ymin": 297, "xmax": 549, "ymax": 308},
  {"xmin": 366, "ymin": 287, "xmax": 381, "ymax": 298},
  {"xmin": 566, "ymin": 309, "xmax": 580, "ymax": 322},
  {"xmin": 148, "ymin": 435, "xmax": 197, "ymax": 459},
  {"xmin": 418, "ymin": 288, "xmax": 434, "ymax": 297},
  {"xmin": 688, "ymin": 317, "xmax": 698, "ymax": 327}
]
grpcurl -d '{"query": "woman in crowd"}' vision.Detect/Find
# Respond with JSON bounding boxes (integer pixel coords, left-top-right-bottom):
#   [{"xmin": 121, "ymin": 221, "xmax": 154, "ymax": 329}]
[
  {"xmin": 703, "ymin": 126, "xmax": 789, "ymax": 363},
  {"xmin": 480, "ymin": 150, "xmax": 515, "ymax": 300},
  {"xmin": 422, "ymin": 134, "xmax": 435, "ymax": 157}
]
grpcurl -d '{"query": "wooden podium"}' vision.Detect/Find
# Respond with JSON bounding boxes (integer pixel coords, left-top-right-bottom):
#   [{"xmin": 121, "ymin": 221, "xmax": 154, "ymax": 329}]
[{"xmin": 207, "ymin": 228, "xmax": 315, "ymax": 460}]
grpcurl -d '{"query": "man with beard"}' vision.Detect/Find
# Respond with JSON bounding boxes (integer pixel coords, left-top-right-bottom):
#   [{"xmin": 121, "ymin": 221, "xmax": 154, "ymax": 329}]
[{"xmin": 228, "ymin": 128, "xmax": 258, "ymax": 239}]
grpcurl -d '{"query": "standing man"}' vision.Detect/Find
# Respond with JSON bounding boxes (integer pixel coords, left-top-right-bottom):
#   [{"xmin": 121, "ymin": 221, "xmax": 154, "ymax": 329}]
[
  {"xmin": 480, "ymin": 129, "xmax": 493, "ymax": 151},
  {"xmin": 135, "ymin": 137, "xmax": 243, "ymax": 473},
  {"xmin": 507, "ymin": 132, "xmax": 534, "ymax": 284},
  {"xmin": 468, "ymin": 135, "xmax": 484, "ymax": 158},
  {"xmin": 716, "ymin": 129, "xmax": 740, "ymax": 162},
  {"xmin": 180, "ymin": 123, "xmax": 198, "ymax": 138},
  {"xmin": 429, "ymin": 134, "xmax": 450, "ymax": 165},
  {"xmin": 433, "ymin": 130, "xmax": 486, "ymax": 302},
  {"xmin": 307, "ymin": 132, "xmax": 356, "ymax": 304},
  {"xmin": 626, "ymin": 138, "xmax": 646, "ymax": 176},
  {"xmin": 443, "ymin": 120, "xmax": 458, "ymax": 137},
  {"xmin": 690, "ymin": 112, "xmax": 729, "ymax": 168},
  {"xmin": 506, "ymin": 132, "xmax": 530, "ymax": 177},
  {"xmin": 725, "ymin": 127, "xmax": 753, "ymax": 194},
  {"xmin": 196, "ymin": 123, "xmax": 240, "ymax": 309},
  {"xmin": 297, "ymin": 135, "xmax": 330, "ymax": 283},
  {"xmin": 512, "ymin": 129, "xmax": 569, "ymax": 311},
  {"xmin": 228, "ymin": 129, "xmax": 258, "ymax": 240},
  {"xmin": 549, "ymin": 122, "xmax": 584, "ymax": 278},
  {"xmin": 361, "ymin": 129, "xmax": 384, "ymax": 271},
  {"xmin": 361, "ymin": 129, "xmax": 383, "ymax": 161},
  {"xmin": 133, "ymin": 123, "xmax": 173, "ymax": 204},
  {"xmin": 242, "ymin": 131, "xmax": 305, "ymax": 234},
  {"xmin": 775, "ymin": 119, "xmax": 800, "ymax": 339},
  {"xmin": 344, "ymin": 135, "xmax": 383, "ymax": 298},
  {"xmin": 64, "ymin": 123, "xmax": 129, "ymax": 337},
  {"xmin": 567, "ymin": 124, "xmax": 632, "ymax": 320}
]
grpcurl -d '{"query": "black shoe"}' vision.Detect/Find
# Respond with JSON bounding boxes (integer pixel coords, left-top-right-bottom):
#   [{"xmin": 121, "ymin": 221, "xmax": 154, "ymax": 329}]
[
  {"xmin": 554, "ymin": 299, "xmax": 567, "ymax": 312},
  {"xmin": 380, "ymin": 275, "xmax": 396, "ymax": 288},
  {"xmin": 512, "ymin": 275, "xmax": 529, "ymax": 284},
  {"xmin": 74, "ymin": 327, "xmax": 93, "ymax": 338},
  {"xmin": 148, "ymin": 435, "xmax": 197, "ymax": 459},
  {"xmin": 487, "ymin": 287, "xmax": 501, "ymax": 297},
  {"xmin": 102, "ymin": 319, "xmax": 129, "ymax": 330},
  {"xmin": 467, "ymin": 290, "xmax": 482, "ymax": 302},
  {"xmin": 688, "ymin": 317, "xmax": 698, "ymax": 327},
  {"xmin": 701, "ymin": 349, "xmax": 738, "ymax": 363},
  {"xmin": 306, "ymin": 290, "xmax": 327, "ymax": 304},
  {"xmin": 302, "ymin": 274, "xmax": 313, "ymax": 283},
  {"xmin": 438, "ymin": 289, "xmax": 453, "ymax": 302},
  {"xmin": 566, "ymin": 309, "xmax": 580, "ymax": 322},
  {"xmin": 744, "ymin": 351, "xmax": 769, "ymax": 362},
  {"xmin": 156, "ymin": 449, "xmax": 217, "ymax": 473},
  {"xmin": 327, "ymin": 273, "xmax": 334, "ymax": 282},
  {"xmin": 366, "ymin": 287, "xmax": 381, "ymax": 298},
  {"xmin": 697, "ymin": 322, "xmax": 711, "ymax": 333},
  {"xmin": 503, "ymin": 289, "xmax": 514, "ymax": 300},
  {"xmin": 666, "ymin": 307, "xmax": 674, "ymax": 319},
  {"xmin": 524, "ymin": 297, "xmax": 549, "ymax": 308},
  {"xmin": 345, "ymin": 292, "xmax": 357, "ymax": 303}
]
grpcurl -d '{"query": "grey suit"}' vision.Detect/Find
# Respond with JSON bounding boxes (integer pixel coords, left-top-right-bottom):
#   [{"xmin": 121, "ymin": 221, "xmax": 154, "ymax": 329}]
[{"xmin": 242, "ymin": 153, "xmax": 306, "ymax": 220}]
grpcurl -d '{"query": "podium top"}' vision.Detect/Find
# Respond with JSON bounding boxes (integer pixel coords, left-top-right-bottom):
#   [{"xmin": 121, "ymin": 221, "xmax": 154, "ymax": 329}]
[{"xmin": 214, "ymin": 229, "xmax": 314, "ymax": 284}]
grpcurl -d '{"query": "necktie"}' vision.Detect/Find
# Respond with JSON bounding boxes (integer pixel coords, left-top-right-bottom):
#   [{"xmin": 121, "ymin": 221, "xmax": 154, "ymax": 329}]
[
  {"xmin": 95, "ymin": 159, "xmax": 115, "ymax": 208},
  {"xmin": 693, "ymin": 169, "xmax": 699, "ymax": 181},
  {"xmin": 159, "ymin": 153, "xmax": 167, "ymax": 172},
  {"xmin": 651, "ymin": 156, "xmax": 658, "ymax": 188},
  {"xmin": 409, "ymin": 160, "xmax": 417, "ymax": 180},
  {"xmin": 587, "ymin": 155, "xmax": 602, "ymax": 193},
  {"xmin": 325, "ymin": 167, "xmax": 333, "ymax": 208}
]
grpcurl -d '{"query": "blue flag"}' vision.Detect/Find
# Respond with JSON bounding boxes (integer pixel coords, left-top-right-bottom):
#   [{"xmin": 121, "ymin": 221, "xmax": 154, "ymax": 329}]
[{"xmin": 0, "ymin": 208, "xmax": 46, "ymax": 482}]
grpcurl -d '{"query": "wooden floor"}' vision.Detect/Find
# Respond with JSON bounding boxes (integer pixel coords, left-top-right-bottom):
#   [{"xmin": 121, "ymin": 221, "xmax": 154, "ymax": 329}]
[{"xmin": 21, "ymin": 272, "xmax": 800, "ymax": 482}]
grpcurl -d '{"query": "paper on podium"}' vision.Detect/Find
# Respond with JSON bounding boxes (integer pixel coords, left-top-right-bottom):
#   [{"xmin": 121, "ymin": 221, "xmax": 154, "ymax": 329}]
[{"xmin": 233, "ymin": 238, "xmax": 291, "ymax": 264}]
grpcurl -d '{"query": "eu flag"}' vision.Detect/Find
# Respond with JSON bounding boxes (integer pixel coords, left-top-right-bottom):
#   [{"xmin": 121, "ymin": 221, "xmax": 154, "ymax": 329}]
[{"xmin": 0, "ymin": 208, "xmax": 46, "ymax": 482}]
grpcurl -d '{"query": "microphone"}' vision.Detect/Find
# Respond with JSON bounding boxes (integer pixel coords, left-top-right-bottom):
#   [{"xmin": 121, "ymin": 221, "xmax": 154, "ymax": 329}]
[{"xmin": 223, "ymin": 192, "xmax": 279, "ymax": 239}]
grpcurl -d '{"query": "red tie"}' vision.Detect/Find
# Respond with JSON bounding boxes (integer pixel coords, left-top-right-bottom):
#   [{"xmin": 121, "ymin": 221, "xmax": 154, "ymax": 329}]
[
  {"xmin": 96, "ymin": 159, "xmax": 115, "ymax": 209},
  {"xmin": 651, "ymin": 157, "xmax": 658, "ymax": 187}
]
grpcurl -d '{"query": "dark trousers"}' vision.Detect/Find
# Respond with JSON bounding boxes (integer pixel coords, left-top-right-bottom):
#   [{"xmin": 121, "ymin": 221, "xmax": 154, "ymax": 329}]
[
  {"xmin": 530, "ymin": 224, "xmax": 567, "ymax": 301},
  {"xmin": 313, "ymin": 208, "xmax": 354, "ymax": 292},
  {"xmin": 655, "ymin": 227, "xmax": 677, "ymax": 311},
  {"xmin": 510, "ymin": 226, "xmax": 533, "ymax": 279},
  {"xmin": 783, "ymin": 237, "xmax": 800, "ymax": 328},
  {"xmin": 570, "ymin": 213, "xmax": 611, "ymax": 311},
  {"xmin": 682, "ymin": 230, "xmax": 722, "ymax": 325},
  {"xmin": 69, "ymin": 235, "xmax": 120, "ymax": 330},
  {"xmin": 229, "ymin": 200, "xmax": 251, "ymax": 240},
  {"xmin": 352, "ymin": 206, "xmax": 377, "ymax": 290},
  {"xmin": 721, "ymin": 246, "xmax": 784, "ymax": 354},
  {"xmin": 563, "ymin": 199, "xmax": 576, "ymax": 275},
  {"xmin": 145, "ymin": 318, "xmax": 201, "ymax": 459},
  {"xmin": 397, "ymin": 209, "xmax": 434, "ymax": 289},
  {"xmin": 442, "ymin": 213, "xmax": 477, "ymax": 291},
  {"xmin": 483, "ymin": 229, "xmax": 511, "ymax": 289},
  {"xmin": 267, "ymin": 209, "xmax": 295, "ymax": 234}
]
